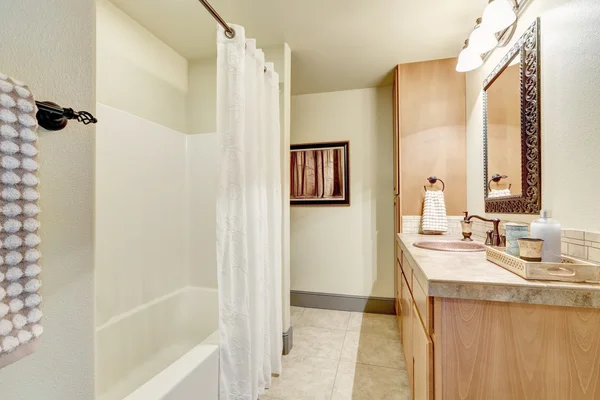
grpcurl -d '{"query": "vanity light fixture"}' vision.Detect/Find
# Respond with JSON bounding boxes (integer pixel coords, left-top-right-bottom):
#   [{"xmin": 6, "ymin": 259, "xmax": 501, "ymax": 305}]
[
  {"xmin": 469, "ymin": 18, "xmax": 499, "ymax": 53},
  {"xmin": 456, "ymin": 0, "xmax": 525, "ymax": 72},
  {"xmin": 456, "ymin": 40, "xmax": 483, "ymax": 72},
  {"xmin": 482, "ymin": 0, "xmax": 517, "ymax": 33}
]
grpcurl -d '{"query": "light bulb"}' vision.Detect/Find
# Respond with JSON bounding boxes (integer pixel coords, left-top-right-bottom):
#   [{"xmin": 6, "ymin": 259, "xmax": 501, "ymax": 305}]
[
  {"xmin": 456, "ymin": 47, "xmax": 483, "ymax": 72},
  {"xmin": 469, "ymin": 24, "xmax": 498, "ymax": 53},
  {"xmin": 482, "ymin": 0, "xmax": 517, "ymax": 33}
]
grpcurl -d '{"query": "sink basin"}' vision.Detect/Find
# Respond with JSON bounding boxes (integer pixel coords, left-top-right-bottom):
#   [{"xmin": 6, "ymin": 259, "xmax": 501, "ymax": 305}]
[{"xmin": 413, "ymin": 240, "xmax": 486, "ymax": 252}]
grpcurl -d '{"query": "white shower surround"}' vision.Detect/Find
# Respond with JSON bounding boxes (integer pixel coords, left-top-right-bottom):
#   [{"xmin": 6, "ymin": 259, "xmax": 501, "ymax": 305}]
[{"xmin": 96, "ymin": 106, "xmax": 222, "ymax": 399}]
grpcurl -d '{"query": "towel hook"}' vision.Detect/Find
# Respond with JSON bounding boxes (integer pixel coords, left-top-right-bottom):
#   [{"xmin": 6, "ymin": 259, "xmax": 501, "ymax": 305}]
[
  {"xmin": 424, "ymin": 176, "xmax": 445, "ymax": 192},
  {"xmin": 35, "ymin": 101, "xmax": 98, "ymax": 131},
  {"xmin": 487, "ymin": 174, "xmax": 512, "ymax": 191}
]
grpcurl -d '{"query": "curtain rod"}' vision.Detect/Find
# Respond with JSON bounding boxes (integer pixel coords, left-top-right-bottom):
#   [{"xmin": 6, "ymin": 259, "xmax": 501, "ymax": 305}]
[{"xmin": 198, "ymin": 0, "xmax": 236, "ymax": 38}]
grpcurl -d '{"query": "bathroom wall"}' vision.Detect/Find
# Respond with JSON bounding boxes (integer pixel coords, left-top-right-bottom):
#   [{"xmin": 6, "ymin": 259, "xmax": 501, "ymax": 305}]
[
  {"xmin": 96, "ymin": 0, "xmax": 189, "ymax": 132},
  {"xmin": 187, "ymin": 59, "xmax": 217, "ymax": 135},
  {"xmin": 290, "ymin": 87, "xmax": 394, "ymax": 298},
  {"xmin": 0, "ymin": 0, "xmax": 96, "ymax": 399},
  {"xmin": 466, "ymin": 0, "xmax": 600, "ymax": 231}
]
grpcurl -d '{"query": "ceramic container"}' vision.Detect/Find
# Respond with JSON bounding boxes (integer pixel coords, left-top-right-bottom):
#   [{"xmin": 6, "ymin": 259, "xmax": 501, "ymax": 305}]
[
  {"xmin": 461, "ymin": 220, "xmax": 473, "ymax": 241},
  {"xmin": 505, "ymin": 222, "xmax": 529, "ymax": 257},
  {"xmin": 517, "ymin": 238, "xmax": 544, "ymax": 261}
]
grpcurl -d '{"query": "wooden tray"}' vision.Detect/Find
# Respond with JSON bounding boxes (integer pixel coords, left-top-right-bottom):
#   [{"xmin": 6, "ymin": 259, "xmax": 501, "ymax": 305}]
[{"xmin": 486, "ymin": 246, "xmax": 600, "ymax": 283}]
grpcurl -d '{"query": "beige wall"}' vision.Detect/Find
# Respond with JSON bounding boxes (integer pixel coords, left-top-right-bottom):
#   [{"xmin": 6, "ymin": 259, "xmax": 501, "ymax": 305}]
[
  {"xmin": 0, "ymin": 1, "xmax": 95, "ymax": 398},
  {"xmin": 186, "ymin": 59, "xmax": 217, "ymax": 134},
  {"xmin": 290, "ymin": 87, "xmax": 394, "ymax": 298},
  {"xmin": 96, "ymin": 0, "xmax": 189, "ymax": 132},
  {"xmin": 466, "ymin": 0, "xmax": 600, "ymax": 230}
]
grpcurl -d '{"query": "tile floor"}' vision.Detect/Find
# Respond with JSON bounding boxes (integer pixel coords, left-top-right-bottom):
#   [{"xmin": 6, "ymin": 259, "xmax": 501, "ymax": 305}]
[{"xmin": 261, "ymin": 307, "xmax": 411, "ymax": 400}]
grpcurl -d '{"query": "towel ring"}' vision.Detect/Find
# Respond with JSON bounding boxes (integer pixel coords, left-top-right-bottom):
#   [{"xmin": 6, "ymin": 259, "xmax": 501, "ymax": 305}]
[
  {"xmin": 488, "ymin": 174, "xmax": 512, "ymax": 191},
  {"xmin": 424, "ymin": 176, "xmax": 445, "ymax": 192}
]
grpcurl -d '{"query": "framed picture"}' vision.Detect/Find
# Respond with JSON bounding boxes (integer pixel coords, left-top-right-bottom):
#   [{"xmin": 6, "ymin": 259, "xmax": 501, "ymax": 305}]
[{"xmin": 290, "ymin": 141, "xmax": 350, "ymax": 206}]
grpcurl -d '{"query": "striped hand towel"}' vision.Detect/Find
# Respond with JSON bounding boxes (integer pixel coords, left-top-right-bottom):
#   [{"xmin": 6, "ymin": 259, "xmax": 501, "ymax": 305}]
[{"xmin": 421, "ymin": 190, "xmax": 448, "ymax": 234}]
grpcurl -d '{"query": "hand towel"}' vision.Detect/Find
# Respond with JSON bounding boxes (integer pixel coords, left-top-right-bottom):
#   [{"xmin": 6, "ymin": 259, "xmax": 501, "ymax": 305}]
[
  {"xmin": 421, "ymin": 190, "xmax": 448, "ymax": 234},
  {"xmin": 0, "ymin": 71, "xmax": 42, "ymax": 370},
  {"xmin": 488, "ymin": 188, "xmax": 511, "ymax": 198}
]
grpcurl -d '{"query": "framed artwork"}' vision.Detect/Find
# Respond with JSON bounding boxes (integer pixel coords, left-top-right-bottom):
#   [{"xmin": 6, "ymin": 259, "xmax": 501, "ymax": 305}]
[{"xmin": 290, "ymin": 141, "xmax": 350, "ymax": 206}]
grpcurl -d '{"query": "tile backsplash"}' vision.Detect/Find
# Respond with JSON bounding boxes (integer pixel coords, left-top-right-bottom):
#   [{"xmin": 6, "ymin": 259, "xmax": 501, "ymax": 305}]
[{"xmin": 402, "ymin": 215, "xmax": 600, "ymax": 263}]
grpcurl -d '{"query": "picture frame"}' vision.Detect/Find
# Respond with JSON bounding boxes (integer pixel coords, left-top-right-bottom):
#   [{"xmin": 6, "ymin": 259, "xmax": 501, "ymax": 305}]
[{"xmin": 290, "ymin": 141, "xmax": 350, "ymax": 206}]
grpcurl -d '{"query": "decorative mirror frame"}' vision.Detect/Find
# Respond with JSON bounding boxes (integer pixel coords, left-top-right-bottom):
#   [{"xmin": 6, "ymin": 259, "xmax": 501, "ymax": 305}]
[{"xmin": 483, "ymin": 18, "xmax": 541, "ymax": 214}]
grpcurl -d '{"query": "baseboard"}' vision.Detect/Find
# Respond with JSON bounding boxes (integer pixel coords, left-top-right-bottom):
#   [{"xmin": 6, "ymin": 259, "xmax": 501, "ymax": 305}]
[
  {"xmin": 282, "ymin": 325, "xmax": 293, "ymax": 355},
  {"xmin": 290, "ymin": 290, "xmax": 395, "ymax": 315}
]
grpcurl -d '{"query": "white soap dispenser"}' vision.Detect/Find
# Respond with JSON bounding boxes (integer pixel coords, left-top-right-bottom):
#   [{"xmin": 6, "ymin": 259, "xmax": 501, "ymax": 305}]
[{"xmin": 530, "ymin": 210, "xmax": 562, "ymax": 262}]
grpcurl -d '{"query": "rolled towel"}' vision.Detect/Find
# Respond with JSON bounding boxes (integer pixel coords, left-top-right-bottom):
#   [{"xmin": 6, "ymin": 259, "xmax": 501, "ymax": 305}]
[
  {"xmin": 421, "ymin": 190, "xmax": 448, "ymax": 234},
  {"xmin": 489, "ymin": 188, "xmax": 512, "ymax": 198}
]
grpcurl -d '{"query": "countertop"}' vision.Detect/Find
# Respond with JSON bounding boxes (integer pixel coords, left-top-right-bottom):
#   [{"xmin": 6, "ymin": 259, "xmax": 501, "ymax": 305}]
[{"xmin": 397, "ymin": 233, "xmax": 600, "ymax": 309}]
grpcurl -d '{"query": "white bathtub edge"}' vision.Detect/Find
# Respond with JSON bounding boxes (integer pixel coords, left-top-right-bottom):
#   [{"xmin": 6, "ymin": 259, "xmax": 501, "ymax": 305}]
[{"xmin": 124, "ymin": 344, "xmax": 219, "ymax": 400}]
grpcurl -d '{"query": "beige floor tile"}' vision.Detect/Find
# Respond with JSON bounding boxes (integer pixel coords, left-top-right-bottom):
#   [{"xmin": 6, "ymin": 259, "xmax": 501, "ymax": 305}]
[
  {"xmin": 341, "ymin": 331, "xmax": 405, "ymax": 369},
  {"xmin": 347, "ymin": 312, "xmax": 400, "ymax": 340},
  {"xmin": 296, "ymin": 308, "xmax": 351, "ymax": 330},
  {"xmin": 331, "ymin": 361, "xmax": 410, "ymax": 400},
  {"xmin": 293, "ymin": 326, "xmax": 346, "ymax": 360},
  {"xmin": 290, "ymin": 306, "xmax": 305, "ymax": 326},
  {"xmin": 266, "ymin": 353, "xmax": 338, "ymax": 400}
]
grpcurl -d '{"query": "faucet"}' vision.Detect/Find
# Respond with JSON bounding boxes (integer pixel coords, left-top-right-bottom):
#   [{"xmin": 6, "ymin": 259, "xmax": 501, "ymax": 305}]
[{"xmin": 462, "ymin": 211, "xmax": 504, "ymax": 247}]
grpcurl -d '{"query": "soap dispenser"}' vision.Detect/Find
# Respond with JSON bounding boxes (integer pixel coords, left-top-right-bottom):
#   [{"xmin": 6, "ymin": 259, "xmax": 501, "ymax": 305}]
[{"xmin": 530, "ymin": 210, "xmax": 562, "ymax": 262}]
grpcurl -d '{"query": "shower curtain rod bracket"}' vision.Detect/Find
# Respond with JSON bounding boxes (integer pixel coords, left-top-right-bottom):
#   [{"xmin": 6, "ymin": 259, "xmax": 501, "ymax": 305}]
[{"xmin": 35, "ymin": 101, "xmax": 98, "ymax": 131}]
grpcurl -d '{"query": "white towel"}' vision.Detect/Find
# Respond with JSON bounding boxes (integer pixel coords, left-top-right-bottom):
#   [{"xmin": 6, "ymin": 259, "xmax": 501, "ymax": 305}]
[
  {"xmin": 0, "ymin": 71, "xmax": 42, "ymax": 370},
  {"xmin": 421, "ymin": 190, "xmax": 448, "ymax": 234},
  {"xmin": 488, "ymin": 189, "xmax": 511, "ymax": 198}
]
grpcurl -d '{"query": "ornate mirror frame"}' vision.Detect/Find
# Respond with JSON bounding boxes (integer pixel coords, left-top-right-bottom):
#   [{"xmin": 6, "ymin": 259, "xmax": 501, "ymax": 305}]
[{"xmin": 483, "ymin": 18, "xmax": 541, "ymax": 214}]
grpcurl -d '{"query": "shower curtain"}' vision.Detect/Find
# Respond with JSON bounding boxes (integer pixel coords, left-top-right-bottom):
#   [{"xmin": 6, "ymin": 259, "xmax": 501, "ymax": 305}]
[{"xmin": 216, "ymin": 24, "xmax": 283, "ymax": 400}]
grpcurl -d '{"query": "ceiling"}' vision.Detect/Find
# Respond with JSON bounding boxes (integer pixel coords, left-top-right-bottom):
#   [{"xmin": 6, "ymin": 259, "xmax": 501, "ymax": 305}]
[{"xmin": 109, "ymin": 0, "xmax": 488, "ymax": 94}]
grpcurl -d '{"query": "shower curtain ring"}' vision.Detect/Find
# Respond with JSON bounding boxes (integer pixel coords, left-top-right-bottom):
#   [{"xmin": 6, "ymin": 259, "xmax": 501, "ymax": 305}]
[{"xmin": 224, "ymin": 28, "xmax": 236, "ymax": 39}]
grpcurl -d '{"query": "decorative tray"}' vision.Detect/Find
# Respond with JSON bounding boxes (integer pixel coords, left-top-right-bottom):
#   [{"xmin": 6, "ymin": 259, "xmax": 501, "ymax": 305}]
[{"xmin": 485, "ymin": 246, "xmax": 600, "ymax": 283}]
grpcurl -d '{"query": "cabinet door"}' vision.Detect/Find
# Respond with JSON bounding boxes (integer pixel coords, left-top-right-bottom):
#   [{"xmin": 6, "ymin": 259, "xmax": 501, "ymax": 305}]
[
  {"xmin": 396, "ymin": 261, "xmax": 402, "ymax": 334},
  {"xmin": 401, "ymin": 275, "xmax": 413, "ymax": 390},
  {"xmin": 393, "ymin": 66, "xmax": 400, "ymax": 197},
  {"xmin": 412, "ymin": 303, "xmax": 433, "ymax": 400},
  {"xmin": 395, "ymin": 260, "xmax": 401, "ymax": 315}
]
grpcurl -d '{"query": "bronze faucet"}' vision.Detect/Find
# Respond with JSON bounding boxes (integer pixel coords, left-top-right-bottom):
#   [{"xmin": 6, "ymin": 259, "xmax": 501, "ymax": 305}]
[{"xmin": 462, "ymin": 211, "xmax": 504, "ymax": 247}]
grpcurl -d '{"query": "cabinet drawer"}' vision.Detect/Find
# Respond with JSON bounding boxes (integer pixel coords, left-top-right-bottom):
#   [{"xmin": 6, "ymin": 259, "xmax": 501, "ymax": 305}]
[
  {"xmin": 412, "ymin": 276, "xmax": 431, "ymax": 333},
  {"xmin": 412, "ymin": 303, "xmax": 433, "ymax": 400},
  {"xmin": 396, "ymin": 242, "xmax": 403, "ymax": 264},
  {"xmin": 401, "ymin": 254, "xmax": 413, "ymax": 291}
]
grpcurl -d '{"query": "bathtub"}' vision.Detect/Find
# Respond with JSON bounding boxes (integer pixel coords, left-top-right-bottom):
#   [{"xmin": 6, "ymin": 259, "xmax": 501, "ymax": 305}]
[
  {"xmin": 124, "ymin": 344, "xmax": 218, "ymax": 400},
  {"xmin": 96, "ymin": 287, "xmax": 219, "ymax": 400}
]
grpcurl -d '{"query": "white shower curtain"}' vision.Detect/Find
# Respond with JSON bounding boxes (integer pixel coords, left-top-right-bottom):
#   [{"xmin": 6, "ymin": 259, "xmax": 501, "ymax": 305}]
[{"xmin": 216, "ymin": 24, "xmax": 283, "ymax": 400}]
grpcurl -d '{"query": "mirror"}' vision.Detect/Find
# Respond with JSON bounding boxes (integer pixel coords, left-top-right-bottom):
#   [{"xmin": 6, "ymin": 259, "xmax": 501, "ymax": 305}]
[
  {"xmin": 486, "ymin": 53, "xmax": 521, "ymax": 198},
  {"xmin": 483, "ymin": 19, "xmax": 541, "ymax": 214}
]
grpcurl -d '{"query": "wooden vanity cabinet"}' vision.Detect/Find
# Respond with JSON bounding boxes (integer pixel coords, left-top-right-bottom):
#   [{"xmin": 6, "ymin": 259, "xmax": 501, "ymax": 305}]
[{"xmin": 396, "ymin": 239, "xmax": 600, "ymax": 399}]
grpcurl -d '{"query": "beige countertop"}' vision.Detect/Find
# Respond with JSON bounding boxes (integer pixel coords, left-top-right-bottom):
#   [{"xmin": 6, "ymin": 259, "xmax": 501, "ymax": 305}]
[{"xmin": 397, "ymin": 233, "xmax": 600, "ymax": 309}]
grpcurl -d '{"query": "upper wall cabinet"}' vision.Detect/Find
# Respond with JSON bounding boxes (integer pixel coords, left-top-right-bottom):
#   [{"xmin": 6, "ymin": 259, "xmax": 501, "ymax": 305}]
[{"xmin": 483, "ymin": 19, "xmax": 541, "ymax": 214}]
